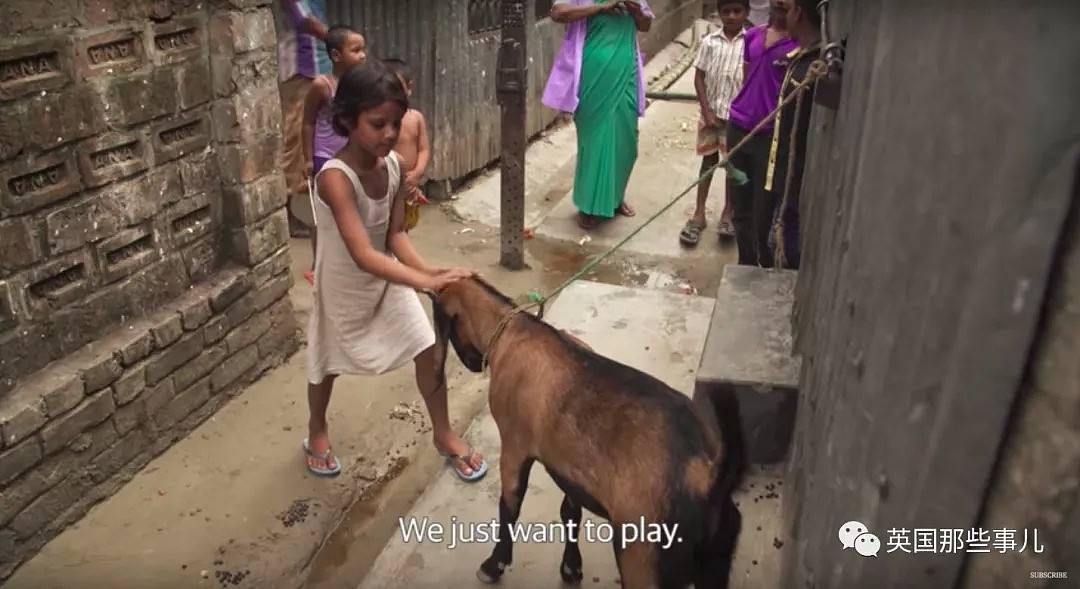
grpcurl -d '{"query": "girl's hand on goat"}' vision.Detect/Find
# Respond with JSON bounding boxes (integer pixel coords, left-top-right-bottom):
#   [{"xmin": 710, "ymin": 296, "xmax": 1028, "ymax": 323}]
[
  {"xmin": 424, "ymin": 268, "xmax": 474, "ymax": 292},
  {"xmin": 433, "ymin": 266, "xmax": 475, "ymax": 278}
]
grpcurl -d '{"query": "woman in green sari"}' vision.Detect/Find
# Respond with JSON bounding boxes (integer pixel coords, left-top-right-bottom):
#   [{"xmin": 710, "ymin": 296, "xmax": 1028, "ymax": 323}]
[{"xmin": 546, "ymin": 0, "xmax": 653, "ymax": 229}]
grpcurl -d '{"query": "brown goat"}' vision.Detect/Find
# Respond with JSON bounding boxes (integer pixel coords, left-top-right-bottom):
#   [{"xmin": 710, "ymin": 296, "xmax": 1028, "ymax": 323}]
[{"xmin": 425, "ymin": 277, "xmax": 742, "ymax": 589}]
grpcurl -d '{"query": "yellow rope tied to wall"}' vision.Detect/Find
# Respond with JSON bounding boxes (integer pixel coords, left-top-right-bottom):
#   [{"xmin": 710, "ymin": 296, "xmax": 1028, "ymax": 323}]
[{"xmin": 772, "ymin": 59, "xmax": 828, "ymax": 269}]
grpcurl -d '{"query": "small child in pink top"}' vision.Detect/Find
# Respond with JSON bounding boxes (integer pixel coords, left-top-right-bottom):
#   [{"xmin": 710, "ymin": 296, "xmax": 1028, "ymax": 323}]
[{"xmin": 301, "ymin": 25, "xmax": 367, "ymax": 284}]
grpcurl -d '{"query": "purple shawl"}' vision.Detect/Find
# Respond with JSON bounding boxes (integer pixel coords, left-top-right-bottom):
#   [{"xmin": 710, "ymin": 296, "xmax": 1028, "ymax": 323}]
[{"xmin": 541, "ymin": 0, "xmax": 654, "ymax": 116}]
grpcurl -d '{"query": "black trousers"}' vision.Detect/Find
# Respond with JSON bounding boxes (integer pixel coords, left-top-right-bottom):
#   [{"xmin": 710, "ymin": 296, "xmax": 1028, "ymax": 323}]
[{"xmin": 726, "ymin": 123, "xmax": 779, "ymax": 268}]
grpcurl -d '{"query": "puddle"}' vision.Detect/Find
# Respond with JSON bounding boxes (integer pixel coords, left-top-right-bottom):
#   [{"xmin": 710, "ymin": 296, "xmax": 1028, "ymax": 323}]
[
  {"xmin": 615, "ymin": 260, "xmax": 699, "ymax": 295},
  {"xmin": 527, "ymin": 240, "xmax": 714, "ymax": 298},
  {"xmin": 301, "ymin": 456, "xmax": 413, "ymax": 589}
]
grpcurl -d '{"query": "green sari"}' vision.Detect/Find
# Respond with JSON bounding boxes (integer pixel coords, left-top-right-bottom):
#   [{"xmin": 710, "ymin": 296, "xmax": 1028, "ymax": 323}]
[{"xmin": 572, "ymin": 4, "xmax": 640, "ymax": 218}]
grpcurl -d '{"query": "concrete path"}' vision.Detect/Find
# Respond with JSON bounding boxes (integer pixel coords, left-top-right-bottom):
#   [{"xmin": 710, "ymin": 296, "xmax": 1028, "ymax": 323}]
[
  {"xmin": 449, "ymin": 19, "xmax": 728, "ymax": 264},
  {"xmin": 356, "ymin": 280, "xmax": 789, "ymax": 589},
  {"xmin": 358, "ymin": 280, "xmax": 715, "ymax": 588},
  {"xmin": 5, "ymin": 21, "xmax": 790, "ymax": 589},
  {"xmin": 533, "ymin": 67, "xmax": 735, "ymax": 269},
  {"xmin": 0, "ymin": 217, "xmax": 555, "ymax": 589}
]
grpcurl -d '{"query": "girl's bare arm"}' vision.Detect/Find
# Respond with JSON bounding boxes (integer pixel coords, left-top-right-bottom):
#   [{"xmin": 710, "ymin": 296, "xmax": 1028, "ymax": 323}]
[
  {"xmin": 317, "ymin": 169, "xmax": 433, "ymax": 289},
  {"xmin": 408, "ymin": 113, "xmax": 431, "ymax": 185}
]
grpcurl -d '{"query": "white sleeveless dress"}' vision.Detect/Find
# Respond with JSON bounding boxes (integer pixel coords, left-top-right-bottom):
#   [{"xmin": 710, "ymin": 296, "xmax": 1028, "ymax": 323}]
[{"xmin": 306, "ymin": 153, "xmax": 436, "ymax": 384}]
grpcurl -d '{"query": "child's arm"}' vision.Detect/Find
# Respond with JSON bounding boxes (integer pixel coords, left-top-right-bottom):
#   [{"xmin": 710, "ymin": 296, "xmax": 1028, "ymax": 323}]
[
  {"xmin": 694, "ymin": 68, "xmax": 718, "ymax": 126},
  {"xmin": 302, "ymin": 77, "xmax": 330, "ymax": 177},
  {"xmin": 691, "ymin": 43, "xmax": 716, "ymax": 125},
  {"xmin": 280, "ymin": 0, "xmax": 327, "ymax": 40},
  {"xmin": 386, "ymin": 176, "xmax": 439, "ymax": 275},
  {"xmin": 317, "ymin": 169, "xmax": 435, "ymax": 290},
  {"xmin": 406, "ymin": 113, "xmax": 430, "ymax": 186}
]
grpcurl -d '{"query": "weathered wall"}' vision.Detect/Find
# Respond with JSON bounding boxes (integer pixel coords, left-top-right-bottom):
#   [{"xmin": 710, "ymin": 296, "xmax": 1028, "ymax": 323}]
[
  {"xmin": 779, "ymin": 0, "xmax": 1080, "ymax": 587},
  {"xmin": 0, "ymin": 0, "xmax": 300, "ymax": 579},
  {"xmin": 324, "ymin": 0, "xmax": 698, "ymax": 189},
  {"xmin": 639, "ymin": 0, "xmax": 699, "ymax": 60},
  {"xmin": 958, "ymin": 168, "xmax": 1080, "ymax": 587}
]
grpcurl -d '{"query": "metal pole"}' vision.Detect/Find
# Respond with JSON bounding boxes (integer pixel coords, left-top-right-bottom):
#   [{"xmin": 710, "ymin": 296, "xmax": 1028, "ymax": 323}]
[{"xmin": 495, "ymin": 0, "xmax": 528, "ymax": 270}]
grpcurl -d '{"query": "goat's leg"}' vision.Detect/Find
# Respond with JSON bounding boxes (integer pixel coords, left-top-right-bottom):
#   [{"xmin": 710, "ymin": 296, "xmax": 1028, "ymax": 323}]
[
  {"xmin": 614, "ymin": 539, "xmax": 659, "ymax": 589},
  {"xmin": 558, "ymin": 495, "xmax": 584, "ymax": 584},
  {"xmin": 477, "ymin": 455, "xmax": 534, "ymax": 584}
]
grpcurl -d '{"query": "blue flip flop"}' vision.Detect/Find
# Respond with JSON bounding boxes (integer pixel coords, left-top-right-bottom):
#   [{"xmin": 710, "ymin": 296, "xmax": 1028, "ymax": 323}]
[
  {"xmin": 303, "ymin": 438, "xmax": 342, "ymax": 477},
  {"xmin": 437, "ymin": 444, "xmax": 489, "ymax": 482}
]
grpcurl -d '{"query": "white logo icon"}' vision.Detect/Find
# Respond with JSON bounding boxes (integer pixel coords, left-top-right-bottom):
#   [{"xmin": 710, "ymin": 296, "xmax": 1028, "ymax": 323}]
[
  {"xmin": 855, "ymin": 532, "xmax": 881, "ymax": 557},
  {"xmin": 838, "ymin": 521, "xmax": 868, "ymax": 549},
  {"xmin": 839, "ymin": 520, "xmax": 880, "ymax": 557}
]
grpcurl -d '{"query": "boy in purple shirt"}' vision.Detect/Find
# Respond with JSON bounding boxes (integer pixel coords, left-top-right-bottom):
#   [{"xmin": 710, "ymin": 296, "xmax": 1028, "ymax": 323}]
[{"xmin": 725, "ymin": 0, "xmax": 797, "ymax": 268}]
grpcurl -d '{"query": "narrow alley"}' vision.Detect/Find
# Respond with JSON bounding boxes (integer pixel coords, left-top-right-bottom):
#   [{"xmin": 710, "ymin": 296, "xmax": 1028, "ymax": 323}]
[
  {"xmin": 3, "ymin": 2, "xmax": 1077, "ymax": 589},
  {"xmin": 2, "ymin": 22, "xmax": 772, "ymax": 589}
]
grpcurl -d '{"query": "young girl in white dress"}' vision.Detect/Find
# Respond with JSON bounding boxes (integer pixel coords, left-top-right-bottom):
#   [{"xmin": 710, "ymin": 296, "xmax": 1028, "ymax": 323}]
[{"xmin": 303, "ymin": 61, "xmax": 488, "ymax": 482}]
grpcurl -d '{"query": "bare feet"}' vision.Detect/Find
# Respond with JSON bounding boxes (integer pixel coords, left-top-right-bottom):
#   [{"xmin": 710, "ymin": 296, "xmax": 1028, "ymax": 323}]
[{"xmin": 616, "ymin": 201, "xmax": 636, "ymax": 217}]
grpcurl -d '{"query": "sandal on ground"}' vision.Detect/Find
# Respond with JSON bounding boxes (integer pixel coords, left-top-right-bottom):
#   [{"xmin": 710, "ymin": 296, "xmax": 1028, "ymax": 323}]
[
  {"xmin": 303, "ymin": 438, "xmax": 342, "ymax": 477},
  {"xmin": 577, "ymin": 212, "xmax": 600, "ymax": 230},
  {"xmin": 679, "ymin": 219, "xmax": 707, "ymax": 247},
  {"xmin": 717, "ymin": 219, "xmax": 735, "ymax": 240},
  {"xmin": 616, "ymin": 202, "xmax": 636, "ymax": 217},
  {"xmin": 436, "ymin": 444, "xmax": 489, "ymax": 483}
]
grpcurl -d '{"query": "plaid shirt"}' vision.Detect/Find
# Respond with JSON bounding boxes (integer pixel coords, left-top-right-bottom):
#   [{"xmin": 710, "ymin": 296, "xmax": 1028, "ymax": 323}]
[{"xmin": 693, "ymin": 27, "xmax": 746, "ymax": 120}]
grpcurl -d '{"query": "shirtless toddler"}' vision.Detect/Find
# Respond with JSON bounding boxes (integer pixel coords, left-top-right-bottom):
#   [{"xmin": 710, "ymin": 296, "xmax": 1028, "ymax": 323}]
[{"xmin": 383, "ymin": 58, "xmax": 430, "ymax": 230}]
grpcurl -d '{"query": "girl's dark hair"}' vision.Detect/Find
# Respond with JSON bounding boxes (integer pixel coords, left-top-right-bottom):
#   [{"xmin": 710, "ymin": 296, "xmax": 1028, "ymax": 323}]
[{"xmin": 331, "ymin": 61, "xmax": 409, "ymax": 137}]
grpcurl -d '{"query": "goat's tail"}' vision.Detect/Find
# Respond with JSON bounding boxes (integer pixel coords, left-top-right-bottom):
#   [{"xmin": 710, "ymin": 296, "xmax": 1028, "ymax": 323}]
[
  {"xmin": 687, "ymin": 455, "xmax": 742, "ymax": 589},
  {"xmin": 692, "ymin": 395, "xmax": 746, "ymax": 589}
]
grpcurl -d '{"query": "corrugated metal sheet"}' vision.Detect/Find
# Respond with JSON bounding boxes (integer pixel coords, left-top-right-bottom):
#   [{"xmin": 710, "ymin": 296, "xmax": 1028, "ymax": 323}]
[{"xmin": 325, "ymin": 0, "xmax": 565, "ymax": 183}]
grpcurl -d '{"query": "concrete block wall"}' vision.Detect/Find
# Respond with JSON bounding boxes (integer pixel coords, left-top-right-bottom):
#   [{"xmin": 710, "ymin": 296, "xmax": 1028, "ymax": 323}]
[
  {"xmin": 638, "ymin": 0, "xmax": 701, "ymax": 60},
  {"xmin": 0, "ymin": 0, "xmax": 300, "ymax": 579}
]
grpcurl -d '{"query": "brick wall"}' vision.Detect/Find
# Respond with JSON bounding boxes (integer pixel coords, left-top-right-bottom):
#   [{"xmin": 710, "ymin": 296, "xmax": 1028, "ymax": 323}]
[{"xmin": 0, "ymin": 0, "xmax": 300, "ymax": 579}]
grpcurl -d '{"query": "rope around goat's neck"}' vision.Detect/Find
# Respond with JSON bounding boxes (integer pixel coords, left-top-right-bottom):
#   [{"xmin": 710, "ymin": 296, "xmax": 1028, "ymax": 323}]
[{"xmin": 480, "ymin": 301, "xmax": 536, "ymax": 375}]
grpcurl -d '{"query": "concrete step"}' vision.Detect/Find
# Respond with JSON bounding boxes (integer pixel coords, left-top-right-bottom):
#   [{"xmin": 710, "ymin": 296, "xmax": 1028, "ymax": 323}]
[
  {"xmin": 357, "ymin": 280, "xmax": 715, "ymax": 588},
  {"xmin": 693, "ymin": 265, "xmax": 801, "ymax": 466}
]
